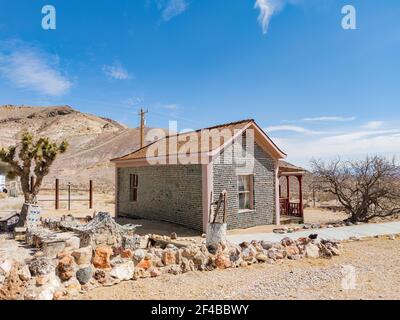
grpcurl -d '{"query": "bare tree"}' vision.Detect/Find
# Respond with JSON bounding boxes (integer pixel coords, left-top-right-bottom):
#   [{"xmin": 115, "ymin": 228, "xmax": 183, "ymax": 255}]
[
  {"xmin": 311, "ymin": 156, "xmax": 400, "ymax": 222},
  {"xmin": 0, "ymin": 132, "xmax": 68, "ymax": 205}
]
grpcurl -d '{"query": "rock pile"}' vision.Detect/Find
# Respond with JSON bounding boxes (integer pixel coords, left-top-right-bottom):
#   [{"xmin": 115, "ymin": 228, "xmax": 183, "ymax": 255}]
[
  {"xmin": 0, "ymin": 232, "xmax": 344, "ymax": 300},
  {"xmin": 273, "ymin": 221, "xmax": 363, "ymax": 234}
]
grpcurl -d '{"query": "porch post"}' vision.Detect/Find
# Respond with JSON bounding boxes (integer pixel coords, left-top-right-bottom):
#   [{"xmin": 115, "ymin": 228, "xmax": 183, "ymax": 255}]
[
  {"xmin": 286, "ymin": 176, "xmax": 290, "ymax": 199},
  {"xmin": 297, "ymin": 175, "xmax": 303, "ymax": 217},
  {"xmin": 275, "ymin": 166, "xmax": 280, "ymax": 226},
  {"xmin": 286, "ymin": 175, "xmax": 290, "ymax": 215}
]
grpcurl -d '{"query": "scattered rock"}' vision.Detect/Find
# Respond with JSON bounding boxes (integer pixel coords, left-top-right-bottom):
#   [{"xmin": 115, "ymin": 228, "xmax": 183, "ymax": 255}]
[
  {"xmin": 137, "ymin": 259, "xmax": 153, "ymax": 270},
  {"xmin": 162, "ymin": 249, "xmax": 177, "ymax": 266},
  {"xmin": 92, "ymin": 246, "xmax": 113, "ymax": 269},
  {"xmin": 93, "ymin": 269, "xmax": 106, "ymax": 282},
  {"xmin": 182, "ymin": 246, "xmax": 199, "ymax": 259},
  {"xmin": 29, "ymin": 257, "xmax": 55, "ymax": 276},
  {"xmin": 53, "ymin": 291, "xmax": 64, "ymax": 300},
  {"xmin": 72, "ymin": 246, "xmax": 93, "ymax": 265},
  {"xmin": 76, "ymin": 266, "xmax": 93, "ymax": 285},
  {"xmin": 110, "ymin": 261, "xmax": 135, "ymax": 281},
  {"xmin": 242, "ymin": 246, "xmax": 257, "ymax": 261},
  {"xmin": 65, "ymin": 236, "xmax": 80, "ymax": 250},
  {"xmin": 260, "ymin": 241, "xmax": 273, "ymax": 250},
  {"xmin": 170, "ymin": 232, "xmax": 178, "ymax": 240},
  {"xmin": 304, "ymin": 243, "xmax": 320, "ymax": 259},
  {"xmin": 215, "ymin": 253, "xmax": 231, "ymax": 269},
  {"xmin": 285, "ymin": 245, "xmax": 300, "ymax": 257},
  {"xmin": 207, "ymin": 244, "xmax": 219, "ymax": 255},
  {"xmin": 120, "ymin": 249, "xmax": 133, "ymax": 259},
  {"xmin": 193, "ymin": 252, "xmax": 208, "ymax": 270},
  {"xmin": 273, "ymin": 228, "xmax": 287, "ymax": 234},
  {"xmin": 281, "ymin": 237, "xmax": 295, "ymax": 247},
  {"xmin": 18, "ymin": 265, "xmax": 32, "ymax": 282},
  {"xmin": 181, "ymin": 257, "xmax": 196, "ymax": 273},
  {"xmin": 36, "ymin": 275, "xmax": 49, "ymax": 286},
  {"xmin": 149, "ymin": 267, "xmax": 162, "ymax": 278},
  {"xmin": 57, "ymin": 255, "xmax": 76, "ymax": 281},
  {"xmin": 133, "ymin": 249, "xmax": 146, "ymax": 261},
  {"xmin": 165, "ymin": 264, "xmax": 182, "ymax": 275},
  {"xmin": 255, "ymin": 253, "xmax": 269, "ymax": 262}
]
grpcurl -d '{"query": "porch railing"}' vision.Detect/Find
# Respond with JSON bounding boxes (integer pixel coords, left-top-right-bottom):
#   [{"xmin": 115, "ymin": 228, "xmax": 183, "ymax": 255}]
[{"xmin": 280, "ymin": 198, "xmax": 303, "ymax": 217}]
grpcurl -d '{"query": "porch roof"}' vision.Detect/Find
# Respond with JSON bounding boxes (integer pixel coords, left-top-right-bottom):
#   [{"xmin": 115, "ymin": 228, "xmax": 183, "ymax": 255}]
[{"xmin": 278, "ymin": 160, "xmax": 306, "ymax": 176}]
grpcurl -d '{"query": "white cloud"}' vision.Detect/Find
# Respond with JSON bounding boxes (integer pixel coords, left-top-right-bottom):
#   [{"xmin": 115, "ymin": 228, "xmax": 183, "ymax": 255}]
[
  {"xmin": 272, "ymin": 127, "xmax": 400, "ymax": 168},
  {"xmin": 161, "ymin": 103, "xmax": 180, "ymax": 110},
  {"xmin": 363, "ymin": 121, "xmax": 384, "ymax": 130},
  {"xmin": 254, "ymin": 0, "xmax": 293, "ymax": 34},
  {"xmin": 123, "ymin": 97, "xmax": 144, "ymax": 107},
  {"xmin": 102, "ymin": 61, "xmax": 131, "ymax": 80},
  {"xmin": 159, "ymin": 0, "xmax": 188, "ymax": 22},
  {"xmin": 302, "ymin": 116, "xmax": 356, "ymax": 122},
  {"xmin": 266, "ymin": 125, "xmax": 318, "ymax": 134},
  {"xmin": 0, "ymin": 44, "xmax": 71, "ymax": 96}
]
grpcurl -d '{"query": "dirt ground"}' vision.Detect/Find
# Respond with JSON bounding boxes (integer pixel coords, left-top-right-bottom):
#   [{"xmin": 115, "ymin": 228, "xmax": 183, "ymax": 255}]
[
  {"xmin": 81, "ymin": 238, "xmax": 400, "ymax": 300},
  {"xmin": 0, "ymin": 193, "xmax": 349, "ymax": 238}
]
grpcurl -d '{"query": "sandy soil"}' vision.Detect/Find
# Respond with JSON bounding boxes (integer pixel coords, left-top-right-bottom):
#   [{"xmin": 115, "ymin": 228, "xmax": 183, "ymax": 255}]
[{"xmin": 81, "ymin": 238, "xmax": 400, "ymax": 300}]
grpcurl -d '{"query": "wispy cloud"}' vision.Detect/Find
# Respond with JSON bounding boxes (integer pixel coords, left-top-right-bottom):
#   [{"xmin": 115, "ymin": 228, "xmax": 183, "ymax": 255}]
[
  {"xmin": 0, "ymin": 41, "xmax": 72, "ymax": 96},
  {"xmin": 363, "ymin": 121, "xmax": 384, "ymax": 130},
  {"xmin": 161, "ymin": 103, "xmax": 180, "ymax": 110},
  {"xmin": 302, "ymin": 116, "xmax": 356, "ymax": 122},
  {"xmin": 266, "ymin": 125, "xmax": 325, "ymax": 135},
  {"xmin": 102, "ymin": 61, "xmax": 132, "ymax": 80},
  {"xmin": 254, "ymin": 0, "xmax": 297, "ymax": 34},
  {"xmin": 157, "ymin": 0, "xmax": 189, "ymax": 22},
  {"xmin": 123, "ymin": 97, "xmax": 144, "ymax": 108},
  {"xmin": 271, "ymin": 124, "xmax": 400, "ymax": 168}
]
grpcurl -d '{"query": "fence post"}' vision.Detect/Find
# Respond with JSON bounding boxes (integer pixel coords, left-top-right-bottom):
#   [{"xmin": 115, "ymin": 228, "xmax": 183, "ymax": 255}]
[
  {"xmin": 68, "ymin": 182, "xmax": 71, "ymax": 211},
  {"xmin": 55, "ymin": 179, "xmax": 59, "ymax": 210},
  {"xmin": 89, "ymin": 180, "xmax": 93, "ymax": 209}
]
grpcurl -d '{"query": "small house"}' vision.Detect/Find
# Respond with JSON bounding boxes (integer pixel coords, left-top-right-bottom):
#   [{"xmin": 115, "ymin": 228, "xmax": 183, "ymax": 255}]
[{"xmin": 111, "ymin": 119, "xmax": 305, "ymax": 232}]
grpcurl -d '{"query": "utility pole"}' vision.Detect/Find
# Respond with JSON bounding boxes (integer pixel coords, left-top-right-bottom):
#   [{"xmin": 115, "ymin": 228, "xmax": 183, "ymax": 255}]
[{"xmin": 139, "ymin": 108, "xmax": 148, "ymax": 148}]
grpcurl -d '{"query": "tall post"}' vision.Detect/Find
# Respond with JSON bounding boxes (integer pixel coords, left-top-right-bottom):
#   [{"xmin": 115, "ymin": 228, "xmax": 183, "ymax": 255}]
[
  {"xmin": 55, "ymin": 179, "xmax": 59, "ymax": 210},
  {"xmin": 139, "ymin": 108, "xmax": 148, "ymax": 148},
  {"xmin": 68, "ymin": 182, "xmax": 71, "ymax": 211},
  {"xmin": 298, "ymin": 175, "xmax": 303, "ymax": 217},
  {"xmin": 286, "ymin": 176, "xmax": 290, "ymax": 199},
  {"xmin": 89, "ymin": 180, "xmax": 93, "ymax": 209},
  {"xmin": 286, "ymin": 175, "xmax": 290, "ymax": 215}
]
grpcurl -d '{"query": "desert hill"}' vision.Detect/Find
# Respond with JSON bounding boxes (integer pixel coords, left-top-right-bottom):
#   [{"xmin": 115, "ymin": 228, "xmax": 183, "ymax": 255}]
[{"xmin": 0, "ymin": 105, "xmax": 150, "ymax": 190}]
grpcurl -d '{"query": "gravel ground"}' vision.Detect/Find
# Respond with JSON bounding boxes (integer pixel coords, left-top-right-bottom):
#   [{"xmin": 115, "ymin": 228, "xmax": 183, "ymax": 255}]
[{"xmin": 82, "ymin": 238, "xmax": 400, "ymax": 300}]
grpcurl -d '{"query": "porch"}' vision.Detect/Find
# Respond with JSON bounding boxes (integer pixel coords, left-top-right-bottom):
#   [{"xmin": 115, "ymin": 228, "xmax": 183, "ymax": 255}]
[{"xmin": 278, "ymin": 161, "xmax": 306, "ymax": 223}]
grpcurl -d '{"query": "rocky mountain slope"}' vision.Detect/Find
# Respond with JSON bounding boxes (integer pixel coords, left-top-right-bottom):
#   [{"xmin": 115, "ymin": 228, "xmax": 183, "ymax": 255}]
[{"xmin": 0, "ymin": 105, "xmax": 148, "ymax": 190}]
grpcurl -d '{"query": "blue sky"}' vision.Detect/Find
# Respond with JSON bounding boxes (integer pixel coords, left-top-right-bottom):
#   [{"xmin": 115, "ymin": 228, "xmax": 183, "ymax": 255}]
[{"xmin": 0, "ymin": 0, "xmax": 399, "ymax": 166}]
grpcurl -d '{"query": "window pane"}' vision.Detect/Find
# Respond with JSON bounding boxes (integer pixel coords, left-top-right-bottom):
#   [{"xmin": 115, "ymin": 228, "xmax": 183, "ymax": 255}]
[
  {"xmin": 238, "ymin": 175, "xmax": 250, "ymax": 192},
  {"xmin": 239, "ymin": 193, "xmax": 250, "ymax": 210}
]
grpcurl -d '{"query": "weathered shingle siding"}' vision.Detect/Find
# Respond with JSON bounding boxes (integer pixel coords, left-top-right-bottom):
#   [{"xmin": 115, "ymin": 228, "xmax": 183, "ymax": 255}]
[
  {"xmin": 117, "ymin": 165, "xmax": 203, "ymax": 231},
  {"xmin": 213, "ymin": 140, "xmax": 277, "ymax": 230}
]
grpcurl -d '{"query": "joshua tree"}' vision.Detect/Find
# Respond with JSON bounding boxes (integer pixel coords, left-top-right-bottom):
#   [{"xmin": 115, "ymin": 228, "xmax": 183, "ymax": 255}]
[
  {"xmin": 0, "ymin": 132, "xmax": 68, "ymax": 204},
  {"xmin": 311, "ymin": 156, "xmax": 400, "ymax": 222}
]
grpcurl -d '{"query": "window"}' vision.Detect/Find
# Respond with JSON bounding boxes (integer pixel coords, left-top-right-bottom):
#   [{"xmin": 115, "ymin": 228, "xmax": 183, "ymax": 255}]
[
  {"xmin": 129, "ymin": 174, "xmax": 138, "ymax": 202},
  {"xmin": 238, "ymin": 175, "xmax": 254, "ymax": 211}
]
